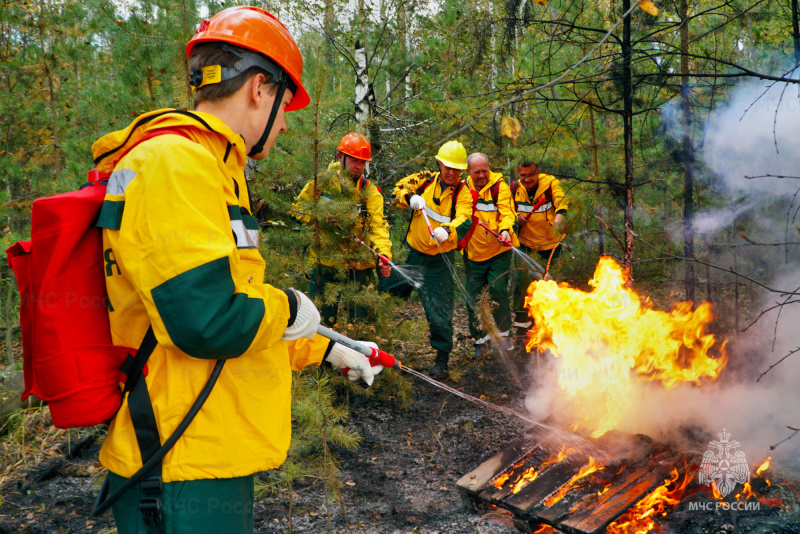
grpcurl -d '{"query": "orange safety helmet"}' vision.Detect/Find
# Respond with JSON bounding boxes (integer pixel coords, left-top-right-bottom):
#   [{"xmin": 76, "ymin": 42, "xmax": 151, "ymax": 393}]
[
  {"xmin": 337, "ymin": 133, "xmax": 372, "ymax": 161},
  {"xmin": 186, "ymin": 6, "xmax": 310, "ymax": 111}
]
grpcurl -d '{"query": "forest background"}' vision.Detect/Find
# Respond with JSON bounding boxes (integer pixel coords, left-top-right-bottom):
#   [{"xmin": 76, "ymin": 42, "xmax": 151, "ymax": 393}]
[{"xmin": 1, "ymin": 0, "xmax": 800, "ymax": 515}]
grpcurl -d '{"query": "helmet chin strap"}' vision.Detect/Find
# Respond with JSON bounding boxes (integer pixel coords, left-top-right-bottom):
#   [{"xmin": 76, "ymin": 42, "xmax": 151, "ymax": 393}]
[{"xmin": 248, "ymin": 82, "xmax": 287, "ymax": 158}]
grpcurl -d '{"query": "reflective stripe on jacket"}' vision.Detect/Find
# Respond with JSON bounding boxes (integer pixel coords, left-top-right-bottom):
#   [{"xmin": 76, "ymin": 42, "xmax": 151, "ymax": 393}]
[
  {"xmin": 93, "ymin": 109, "xmax": 330, "ymax": 482},
  {"xmin": 392, "ymin": 171, "xmax": 473, "ymax": 255},
  {"xmin": 465, "ymin": 171, "xmax": 519, "ymax": 262},
  {"xmin": 291, "ymin": 161, "xmax": 391, "ymax": 270},
  {"xmin": 513, "ymin": 173, "xmax": 567, "ymax": 251}
]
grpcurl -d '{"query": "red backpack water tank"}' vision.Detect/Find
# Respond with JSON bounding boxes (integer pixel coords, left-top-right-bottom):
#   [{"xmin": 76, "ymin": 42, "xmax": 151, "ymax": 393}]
[{"xmin": 6, "ymin": 170, "xmax": 133, "ymax": 428}]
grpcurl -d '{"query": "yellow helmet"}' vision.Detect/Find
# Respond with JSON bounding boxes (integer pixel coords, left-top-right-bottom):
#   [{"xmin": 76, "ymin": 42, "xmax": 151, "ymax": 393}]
[{"xmin": 435, "ymin": 140, "xmax": 468, "ymax": 170}]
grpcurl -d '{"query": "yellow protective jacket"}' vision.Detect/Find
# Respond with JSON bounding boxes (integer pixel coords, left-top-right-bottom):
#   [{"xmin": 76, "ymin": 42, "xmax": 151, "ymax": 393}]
[
  {"xmin": 465, "ymin": 172, "xmax": 519, "ymax": 262},
  {"xmin": 392, "ymin": 171, "xmax": 474, "ymax": 255},
  {"xmin": 512, "ymin": 172, "xmax": 568, "ymax": 251},
  {"xmin": 93, "ymin": 109, "xmax": 330, "ymax": 482},
  {"xmin": 291, "ymin": 161, "xmax": 391, "ymax": 270}
]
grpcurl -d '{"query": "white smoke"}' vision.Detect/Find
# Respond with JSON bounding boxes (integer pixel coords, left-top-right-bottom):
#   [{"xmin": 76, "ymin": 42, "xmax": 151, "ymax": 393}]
[{"xmin": 705, "ymin": 79, "xmax": 800, "ymax": 197}]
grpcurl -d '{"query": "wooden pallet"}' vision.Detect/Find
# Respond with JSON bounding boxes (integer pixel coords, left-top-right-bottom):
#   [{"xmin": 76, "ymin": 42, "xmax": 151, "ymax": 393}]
[{"xmin": 457, "ymin": 427, "xmax": 689, "ymax": 534}]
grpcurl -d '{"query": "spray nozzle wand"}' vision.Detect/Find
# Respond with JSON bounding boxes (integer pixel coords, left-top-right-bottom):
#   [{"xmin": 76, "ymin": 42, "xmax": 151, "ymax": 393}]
[
  {"xmin": 419, "ymin": 209, "xmax": 436, "ymax": 241},
  {"xmin": 477, "ymin": 221, "xmax": 513, "ymax": 247},
  {"xmin": 316, "ymin": 325, "xmax": 401, "ymax": 371},
  {"xmin": 353, "ymin": 236, "xmax": 394, "ymax": 267}
]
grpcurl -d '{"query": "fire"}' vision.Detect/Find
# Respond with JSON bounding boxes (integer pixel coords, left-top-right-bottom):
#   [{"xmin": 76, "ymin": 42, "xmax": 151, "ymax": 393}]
[
  {"xmin": 544, "ymin": 456, "xmax": 604, "ymax": 506},
  {"xmin": 493, "ymin": 446, "xmax": 575, "ymax": 492},
  {"xmin": 525, "ymin": 257, "xmax": 728, "ymax": 436},
  {"xmin": 512, "ymin": 467, "xmax": 539, "ymax": 494},
  {"xmin": 493, "ymin": 459, "xmax": 525, "ymax": 489},
  {"xmin": 756, "ymin": 457, "xmax": 771, "ymax": 478},
  {"xmin": 606, "ymin": 468, "xmax": 692, "ymax": 534},
  {"xmin": 736, "ymin": 482, "xmax": 756, "ymax": 501}
]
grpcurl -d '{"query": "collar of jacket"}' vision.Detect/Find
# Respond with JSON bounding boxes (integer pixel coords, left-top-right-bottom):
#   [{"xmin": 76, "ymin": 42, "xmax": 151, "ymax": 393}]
[
  {"xmin": 530, "ymin": 172, "xmax": 556, "ymax": 199},
  {"xmin": 92, "ymin": 108, "xmax": 247, "ymax": 174}
]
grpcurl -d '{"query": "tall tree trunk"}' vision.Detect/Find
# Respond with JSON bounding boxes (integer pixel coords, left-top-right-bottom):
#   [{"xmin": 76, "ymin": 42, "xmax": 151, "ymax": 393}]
[
  {"xmin": 621, "ymin": 0, "xmax": 635, "ymax": 283},
  {"xmin": 588, "ymin": 104, "xmax": 604, "ymax": 257},
  {"xmin": 181, "ymin": 0, "xmax": 193, "ymax": 104},
  {"xmin": 38, "ymin": 0, "xmax": 61, "ymax": 180},
  {"xmin": 354, "ymin": 41, "xmax": 370, "ymax": 124},
  {"xmin": 324, "ymin": 0, "xmax": 336, "ymax": 71},
  {"xmin": 681, "ymin": 0, "xmax": 695, "ymax": 301},
  {"xmin": 398, "ymin": 0, "xmax": 412, "ymax": 105},
  {"xmin": 792, "ymin": 0, "xmax": 800, "ymax": 69}
]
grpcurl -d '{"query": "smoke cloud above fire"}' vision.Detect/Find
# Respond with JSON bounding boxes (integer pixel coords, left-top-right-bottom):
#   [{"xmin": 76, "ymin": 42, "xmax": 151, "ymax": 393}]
[{"xmin": 523, "ymin": 78, "xmax": 800, "ymax": 465}]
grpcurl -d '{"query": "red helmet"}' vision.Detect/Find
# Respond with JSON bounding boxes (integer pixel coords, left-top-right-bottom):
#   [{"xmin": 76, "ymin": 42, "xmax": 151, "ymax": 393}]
[
  {"xmin": 186, "ymin": 6, "xmax": 309, "ymax": 111},
  {"xmin": 337, "ymin": 133, "xmax": 372, "ymax": 161}
]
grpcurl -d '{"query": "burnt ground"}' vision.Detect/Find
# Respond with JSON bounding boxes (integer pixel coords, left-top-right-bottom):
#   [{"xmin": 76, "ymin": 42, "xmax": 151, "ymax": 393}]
[{"xmin": 1, "ymin": 302, "xmax": 799, "ymax": 534}]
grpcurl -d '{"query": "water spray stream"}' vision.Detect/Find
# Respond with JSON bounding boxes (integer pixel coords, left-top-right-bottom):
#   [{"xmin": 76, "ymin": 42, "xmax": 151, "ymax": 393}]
[
  {"xmin": 317, "ymin": 325, "xmax": 600, "ymax": 454},
  {"xmin": 352, "ymin": 236, "xmax": 424, "ymax": 289}
]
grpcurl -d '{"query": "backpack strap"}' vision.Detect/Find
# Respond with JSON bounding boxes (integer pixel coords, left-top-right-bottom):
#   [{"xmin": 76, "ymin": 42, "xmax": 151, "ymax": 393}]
[
  {"xmin": 449, "ymin": 181, "xmax": 466, "ymax": 221},
  {"xmin": 491, "ymin": 182, "xmax": 501, "ymax": 205}
]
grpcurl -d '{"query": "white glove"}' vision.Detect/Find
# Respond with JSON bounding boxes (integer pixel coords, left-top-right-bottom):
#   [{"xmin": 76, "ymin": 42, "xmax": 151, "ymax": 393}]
[
  {"xmin": 433, "ymin": 226, "xmax": 449, "ymax": 243},
  {"xmin": 283, "ymin": 290, "xmax": 321, "ymax": 340},
  {"xmin": 326, "ymin": 341, "xmax": 383, "ymax": 386},
  {"xmin": 409, "ymin": 195, "xmax": 426, "ymax": 210}
]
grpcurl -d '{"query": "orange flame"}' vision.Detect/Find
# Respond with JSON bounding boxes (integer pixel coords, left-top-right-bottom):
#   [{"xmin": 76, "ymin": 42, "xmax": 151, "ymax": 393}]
[
  {"xmin": 544, "ymin": 456, "xmax": 605, "ymax": 506},
  {"xmin": 493, "ymin": 446, "xmax": 575, "ymax": 492},
  {"xmin": 493, "ymin": 458, "xmax": 526, "ymax": 489},
  {"xmin": 736, "ymin": 482, "xmax": 757, "ymax": 501},
  {"xmin": 606, "ymin": 468, "xmax": 692, "ymax": 534},
  {"xmin": 512, "ymin": 467, "xmax": 539, "ymax": 494},
  {"xmin": 756, "ymin": 457, "xmax": 771, "ymax": 477},
  {"xmin": 525, "ymin": 257, "xmax": 728, "ymax": 436}
]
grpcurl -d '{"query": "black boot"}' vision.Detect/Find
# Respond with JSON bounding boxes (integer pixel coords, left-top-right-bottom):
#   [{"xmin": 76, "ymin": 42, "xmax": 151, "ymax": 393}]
[
  {"xmin": 430, "ymin": 350, "xmax": 450, "ymax": 379},
  {"xmin": 470, "ymin": 343, "xmax": 485, "ymax": 360}
]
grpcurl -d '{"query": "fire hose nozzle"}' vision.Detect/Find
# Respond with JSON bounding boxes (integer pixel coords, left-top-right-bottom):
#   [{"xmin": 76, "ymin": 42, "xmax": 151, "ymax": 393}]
[
  {"xmin": 477, "ymin": 221, "xmax": 512, "ymax": 246},
  {"xmin": 316, "ymin": 325, "xmax": 402, "ymax": 374},
  {"xmin": 378, "ymin": 254, "xmax": 395, "ymax": 268}
]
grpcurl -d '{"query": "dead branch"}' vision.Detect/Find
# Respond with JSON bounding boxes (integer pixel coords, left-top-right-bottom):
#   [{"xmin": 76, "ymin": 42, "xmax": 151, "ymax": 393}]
[{"xmin": 757, "ymin": 346, "xmax": 800, "ymax": 382}]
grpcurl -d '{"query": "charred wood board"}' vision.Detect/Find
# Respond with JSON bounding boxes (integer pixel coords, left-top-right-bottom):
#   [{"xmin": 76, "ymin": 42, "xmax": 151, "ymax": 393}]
[{"xmin": 457, "ymin": 430, "xmax": 689, "ymax": 534}]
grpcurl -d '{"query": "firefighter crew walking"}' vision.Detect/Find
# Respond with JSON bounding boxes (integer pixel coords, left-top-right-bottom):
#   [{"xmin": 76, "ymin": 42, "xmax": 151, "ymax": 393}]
[
  {"xmin": 464, "ymin": 153, "xmax": 518, "ymax": 358},
  {"xmin": 93, "ymin": 7, "xmax": 383, "ymax": 533},
  {"xmin": 511, "ymin": 159, "xmax": 568, "ymax": 330},
  {"xmin": 382, "ymin": 141, "xmax": 474, "ymax": 378},
  {"xmin": 291, "ymin": 133, "xmax": 392, "ymax": 325}
]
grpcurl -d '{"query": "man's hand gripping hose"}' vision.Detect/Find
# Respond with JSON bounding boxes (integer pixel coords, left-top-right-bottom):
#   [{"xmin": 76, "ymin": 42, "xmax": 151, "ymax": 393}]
[
  {"xmin": 477, "ymin": 221, "xmax": 512, "ymax": 247},
  {"xmin": 317, "ymin": 325, "xmax": 401, "ymax": 385}
]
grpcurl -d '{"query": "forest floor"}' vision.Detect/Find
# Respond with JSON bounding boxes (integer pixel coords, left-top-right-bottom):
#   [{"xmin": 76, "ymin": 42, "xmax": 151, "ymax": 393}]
[{"xmin": 1, "ymin": 302, "xmax": 799, "ymax": 534}]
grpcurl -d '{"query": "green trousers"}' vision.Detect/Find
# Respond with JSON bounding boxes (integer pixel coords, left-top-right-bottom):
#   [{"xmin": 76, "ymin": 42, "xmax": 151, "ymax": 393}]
[
  {"xmin": 465, "ymin": 250, "xmax": 512, "ymax": 339},
  {"xmin": 381, "ymin": 247, "xmax": 455, "ymax": 353},
  {"xmin": 512, "ymin": 245, "xmax": 561, "ymax": 323},
  {"xmin": 309, "ymin": 265, "xmax": 374, "ymax": 326},
  {"xmin": 108, "ymin": 472, "xmax": 254, "ymax": 534}
]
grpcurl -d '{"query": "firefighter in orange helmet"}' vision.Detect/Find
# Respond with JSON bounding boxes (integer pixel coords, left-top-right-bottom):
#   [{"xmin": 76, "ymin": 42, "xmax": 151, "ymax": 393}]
[
  {"xmin": 291, "ymin": 132, "xmax": 392, "ymax": 325},
  {"xmin": 93, "ymin": 7, "xmax": 383, "ymax": 533}
]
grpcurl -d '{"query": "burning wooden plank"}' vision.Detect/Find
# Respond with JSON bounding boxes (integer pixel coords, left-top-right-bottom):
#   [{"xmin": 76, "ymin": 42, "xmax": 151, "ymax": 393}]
[{"xmin": 457, "ymin": 430, "xmax": 691, "ymax": 534}]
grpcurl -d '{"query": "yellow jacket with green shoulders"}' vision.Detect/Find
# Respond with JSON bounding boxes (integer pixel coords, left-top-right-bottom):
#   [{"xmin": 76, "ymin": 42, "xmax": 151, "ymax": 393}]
[
  {"xmin": 465, "ymin": 171, "xmax": 519, "ymax": 262},
  {"xmin": 512, "ymin": 172, "xmax": 568, "ymax": 251},
  {"xmin": 291, "ymin": 161, "xmax": 391, "ymax": 270},
  {"xmin": 93, "ymin": 109, "xmax": 330, "ymax": 483},
  {"xmin": 392, "ymin": 171, "xmax": 474, "ymax": 255}
]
